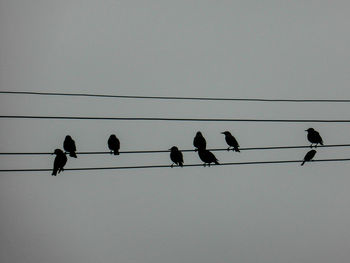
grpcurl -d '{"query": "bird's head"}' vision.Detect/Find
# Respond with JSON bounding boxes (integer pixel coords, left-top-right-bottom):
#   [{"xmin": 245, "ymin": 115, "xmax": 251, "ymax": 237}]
[
  {"xmin": 169, "ymin": 146, "xmax": 178, "ymax": 151},
  {"xmin": 305, "ymin": 128, "xmax": 314, "ymax": 132},
  {"xmin": 65, "ymin": 135, "xmax": 72, "ymax": 140},
  {"xmin": 110, "ymin": 134, "xmax": 116, "ymax": 138},
  {"xmin": 52, "ymin": 149, "xmax": 63, "ymax": 155},
  {"xmin": 221, "ymin": 131, "xmax": 230, "ymax": 135},
  {"xmin": 196, "ymin": 131, "xmax": 202, "ymax": 136}
]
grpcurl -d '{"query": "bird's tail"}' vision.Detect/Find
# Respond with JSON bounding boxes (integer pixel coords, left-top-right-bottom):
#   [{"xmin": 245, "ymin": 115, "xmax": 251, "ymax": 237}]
[
  {"xmin": 70, "ymin": 152, "xmax": 77, "ymax": 158},
  {"xmin": 114, "ymin": 150, "xmax": 119, "ymax": 155},
  {"xmin": 214, "ymin": 160, "xmax": 220, "ymax": 165},
  {"xmin": 301, "ymin": 161, "xmax": 305, "ymax": 166},
  {"xmin": 52, "ymin": 169, "xmax": 57, "ymax": 176},
  {"xmin": 234, "ymin": 146, "xmax": 240, "ymax": 152}
]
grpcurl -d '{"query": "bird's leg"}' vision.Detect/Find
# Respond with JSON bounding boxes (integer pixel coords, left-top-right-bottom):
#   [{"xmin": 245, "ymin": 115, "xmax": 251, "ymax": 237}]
[
  {"xmin": 203, "ymin": 163, "xmax": 206, "ymax": 167},
  {"xmin": 208, "ymin": 163, "xmax": 211, "ymax": 167},
  {"xmin": 227, "ymin": 147, "xmax": 231, "ymax": 151},
  {"xmin": 171, "ymin": 163, "xmax": 174, "ymax": 168}
]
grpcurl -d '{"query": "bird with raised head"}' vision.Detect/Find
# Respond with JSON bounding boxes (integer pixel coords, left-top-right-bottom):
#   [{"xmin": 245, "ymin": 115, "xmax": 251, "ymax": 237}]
[
  {"xmin": 221, "ymin": 131, "xmax": 240, "ymax": 152},
  {"xmin": 305, "ymin": 128, "xmax": 323, "ymax": 148}
]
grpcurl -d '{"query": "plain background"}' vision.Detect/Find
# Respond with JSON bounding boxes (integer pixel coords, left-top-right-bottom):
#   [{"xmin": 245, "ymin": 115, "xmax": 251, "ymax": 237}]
[{"xmin": 1, "ymin": 1, "xmax": 350, "ymax": 262}]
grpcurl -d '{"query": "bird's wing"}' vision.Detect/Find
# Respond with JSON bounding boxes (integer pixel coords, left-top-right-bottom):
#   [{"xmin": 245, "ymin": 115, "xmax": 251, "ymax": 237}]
[
  {"xmin": 72, "ymin": 141, "xmax": 76, "ymax": 151},
  {"xmin": 63, "ymin": 140, "xmax": 68, "ymax": 151},
  {"xmin": 179, "ymin": 152, "xmax": 184, "ymax": 162},
  {"xmin": 208, "ymin": 151, "xmax": 217, "ymax": 161}
]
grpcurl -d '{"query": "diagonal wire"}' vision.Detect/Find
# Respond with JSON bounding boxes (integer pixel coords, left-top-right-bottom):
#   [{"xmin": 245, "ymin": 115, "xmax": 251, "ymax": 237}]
[
  {"xmin": 1, "ymin": 91, "xmax": 350, "ymax": 103},
  {"xmin": 1, "ymin": 158, "xmax": 350, "ymax": 173}
]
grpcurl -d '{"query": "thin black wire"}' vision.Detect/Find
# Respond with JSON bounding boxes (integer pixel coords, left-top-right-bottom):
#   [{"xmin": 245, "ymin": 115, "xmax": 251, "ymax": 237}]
[
  {"xmin": 1, "ymin": 144, "xmax": 350, "ymax": 156},
  {"xmin": 1, "ymin": 115, "xmax": 350, "ymax": 123},
  {"xmin": 1, "ymin": 91, "xmax": 350, "ymax": 103},
  {"xmin": 1, "ymin": 158, "xmax": 350, "ymax": 173}
]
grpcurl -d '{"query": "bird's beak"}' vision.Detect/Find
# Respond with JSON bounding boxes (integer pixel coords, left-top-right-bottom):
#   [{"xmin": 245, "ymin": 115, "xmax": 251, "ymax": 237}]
[
  {"xmin": 305, "ymin": 130, "xmax": 307, "ymax": 132},
  {"xmin": 221, "ymin": 132, "xmax": 224, "ymax": 134}
]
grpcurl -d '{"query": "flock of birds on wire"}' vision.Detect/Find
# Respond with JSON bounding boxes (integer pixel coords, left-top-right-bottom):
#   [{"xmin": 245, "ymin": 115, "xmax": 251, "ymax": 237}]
[{"xmin": 51, "ymin": 128, "xmax": 324, "ymax": 176}]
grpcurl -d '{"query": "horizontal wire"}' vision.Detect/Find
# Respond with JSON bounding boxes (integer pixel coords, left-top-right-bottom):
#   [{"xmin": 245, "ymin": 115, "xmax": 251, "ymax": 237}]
[
  {"xmin": 1, "ymin": 115, "xmax": 350, "ymax": 123},
  {"xmin": 1, "ymin": 91, "xmax": 350, "ymax": 103},
  {"xmin": 1, "ymin": 158, "xmax": 350, "ymax": 173},
  {"xmin": 0, "ymin": 144, "xmax": 349, "ymax": 156}
]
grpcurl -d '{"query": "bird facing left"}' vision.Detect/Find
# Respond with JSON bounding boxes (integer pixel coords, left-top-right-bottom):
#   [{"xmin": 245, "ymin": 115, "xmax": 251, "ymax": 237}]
[
  {"xmin": 52, "ymin": 149, "xmax": 67, "ymax": 176},
  {"xmin": 169, "ymin": 146, "xmax": 184, "ymax": 167}
]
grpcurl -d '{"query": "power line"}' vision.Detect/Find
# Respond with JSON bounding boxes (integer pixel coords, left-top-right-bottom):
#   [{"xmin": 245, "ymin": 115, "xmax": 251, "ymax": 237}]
[
  {"xmin": 1, "ymin": 144, "xmax": 350, "ymax": 156},
  {"xmin": 1, "ymin": 91, "xmax": 350, "ymax": 103},
  {"xmin": 1, "ymin": 115, "xmax": 350, "ymax": 123},
  {"xmin": 1, "ymin": 158, "xmax": 350, "ymax": 173}
]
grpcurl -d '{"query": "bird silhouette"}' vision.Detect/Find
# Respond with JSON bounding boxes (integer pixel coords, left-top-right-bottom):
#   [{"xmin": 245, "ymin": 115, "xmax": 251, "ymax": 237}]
[
  {"xmin": 301, "ymin": 149, "xmax": 317, "ymax": 166},
  {"xmin": 305, "ymin": 128, "xmax": 323, "ymax": 148},
  {"xmin": 108, "ymin": 134, "xmax": 120, "ymax": 155},
  {"xmin": 198, "ymin": 149, "xmax": 219, "ymax": 167},
  {"xmin": 52, "ymin": 149, "xmax": 67, "ymax": 176},
  {"xmin": 169, "ymin": 146, "xmax": 184, "ymax": 167},
  {"xmin": 221, "ymin": 131, "xmax": 240, "ymax": 152},
  {"xmin": 193, "ymin": 131, "xmax": 206, "ymax": 151},
  {"xmin": 63, "ymin": 135, "xmax": 77, "ymax": 158}
]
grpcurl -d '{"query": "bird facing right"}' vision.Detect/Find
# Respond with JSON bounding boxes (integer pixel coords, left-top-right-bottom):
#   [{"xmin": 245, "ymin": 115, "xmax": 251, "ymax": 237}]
[
  {"xmin": 305, "ymin": 128, "xmax": 323, "ymax": 148},
  {"xmin": 169, "ymin": 146, "xmax": 184, "ymax": 167},
  {"xmin": 197, "ymin": 149, "xmax": 219, "ymax": 167},
  {"xmin": 221, "ymin": 131, "xmax": 240, "ymax": 152},
  {"xmin": 63, "ymin": 135, "xmax": 77, "ymax": 158},
  {"xmin": 52, "ymin": 149, "xmax": 67, "ymax": 176},
  {"xmin": 108, "ymin": 134, "xmax": 120, "ymax": 155}
]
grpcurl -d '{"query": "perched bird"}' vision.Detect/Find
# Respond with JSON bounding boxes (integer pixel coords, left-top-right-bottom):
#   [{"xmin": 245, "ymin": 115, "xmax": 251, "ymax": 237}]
[
  {"xmin": 198, "ymin": 149, "xmax": 219, "ymax": 167},
  {"xmin": 193, "ymin": 131, "xmax": 206, "ymax": 151},
  {"xmin": 221, "ymin": 131, "xmax": 240, "ymax": 152},
  {"xmin": 169, "ymin": 146, "xmax": 184, "ymax": 167},
  {"xmin": 301, "ymin": 149, "xmax": 317, "ymax": 166},
  {"xmin": 108, "ymin": 134, "xmax": 120, "ymax": 155},
  {"xmin": 63, "ymin": 135, "xmax": 77, "ymax": 158},
  {"xmin": 305, "ymin": 128, "xmax": 323, "ymax": 148},
  {"xmin": 52, "ymin": 149, "xmax": 67, "ymax": 176}
]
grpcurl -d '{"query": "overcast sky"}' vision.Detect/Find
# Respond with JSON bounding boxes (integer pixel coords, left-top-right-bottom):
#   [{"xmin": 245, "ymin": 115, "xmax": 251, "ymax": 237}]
[{"xmin": 1, "ymin": 1, "xmax": 350, "ymax": 262}]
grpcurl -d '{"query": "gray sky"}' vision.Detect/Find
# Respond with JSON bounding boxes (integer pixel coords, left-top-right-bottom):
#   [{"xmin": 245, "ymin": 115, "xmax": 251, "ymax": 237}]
[{"xmin": 1, "ymin": 1, "xmax": 350, "ymax": 262}]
